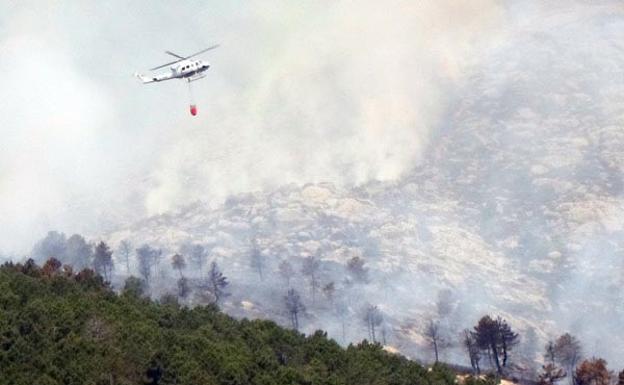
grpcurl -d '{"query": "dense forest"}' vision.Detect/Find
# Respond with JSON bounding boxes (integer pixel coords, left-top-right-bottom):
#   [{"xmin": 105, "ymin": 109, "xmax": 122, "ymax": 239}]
[{"xmin": 0, "ymin": 259, "xmax": 480, "ymax": 385}]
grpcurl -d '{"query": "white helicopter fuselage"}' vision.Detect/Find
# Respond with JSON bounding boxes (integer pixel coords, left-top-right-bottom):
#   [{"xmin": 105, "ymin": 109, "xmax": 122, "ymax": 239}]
[{"xmin": 136, "ymin": 59, "xmax": 211, "ymax": 83}]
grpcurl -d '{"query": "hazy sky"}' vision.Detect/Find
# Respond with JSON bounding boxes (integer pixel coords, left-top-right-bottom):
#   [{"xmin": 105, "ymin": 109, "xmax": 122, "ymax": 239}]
[{"xmin": 0, "ymin": 0, "xmax": 507, "ymax": 253}]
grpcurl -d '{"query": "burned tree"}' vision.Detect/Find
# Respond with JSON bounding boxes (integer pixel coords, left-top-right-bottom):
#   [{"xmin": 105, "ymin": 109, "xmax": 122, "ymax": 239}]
[
  {"xmin": 284, "ymin": 289, "xmax": 305, "ymax": 330},
  {"xmin": 545, "ymin": 340, "xmax": 557, "ymax": 365},
  {"xmin": 93, "ymin": 241, "xmax": 114, "ymax": 282},
  {"xmin": 171, "ymin": 253, "xmax": 186, "ymax": 279},
  {"xmin": 301, "ymin": 256, "xmax": 320, "ymax": 303},
  {"xmin": 498, "ymin": 317, "xmax": 519, "ymax": 367},
  {"xmin": 136, "ymin": 244, "xmax": 161, "ymax": 286},
  {"xmin": 472, "ymin": 315, "xmax": 518, "ymax": 374},
  {"xmin": 463, "ymin": 329, "xmax": 481, "ymax": 374},
  {"xmin": 204, "ymin": 261, "xmax": 229, "ymax": 305},
  {"xmin": 473, "ymin": 316, "xmax": 502, "ymax": 373},
  {"xmin": 363, "ymin": 305, "xmax": 383, "ymax": 343},
  {"xmin": 180, "ymin": 242, "xmax": 209, "ymax": 273},
  {"xmin": 249, "ymin": 240, "xmax": 265, "ymax": 281},
  {"xmin": 177, "ymin": 277, "xmax": 191, "ymax": 299},
  {"xmin": 554, "ymin": 333, "xmax": 582, "ymax": 385},
  {"xmin": 278, "ymin": 260, "xmax": 295, "ymax": 287},
  {"xmin": 335, "ymin": 301, "xmax": 349, "ymax": 343},
  {"xmin": 346, "ymin": 256, "xmax": 368, "ymax": 283},
  {"xmin": 380, "ymin": 324, "xmax": 389, "ymax": 346},
  {"xmin": 322, "ymin": 282, "xmax": 335, "ymax": 305},
  {"xmin": 425, "ymin": 319, "xmax": 446, "ymax": 363},
  {"xmin": 117, "ymin": 239, "xmax": 132, "ymax": 274}
]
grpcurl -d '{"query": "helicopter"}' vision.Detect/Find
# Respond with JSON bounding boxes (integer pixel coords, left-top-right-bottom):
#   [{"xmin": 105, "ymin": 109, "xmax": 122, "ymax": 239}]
[{"xmin": 134, "ymin": 45, "xmax": 219, "ymax": 116}]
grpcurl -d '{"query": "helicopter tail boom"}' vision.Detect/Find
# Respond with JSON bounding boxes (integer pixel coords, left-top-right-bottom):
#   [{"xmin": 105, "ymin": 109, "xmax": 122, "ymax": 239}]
[
  {"xmin": 134, "ymin": 72, "xmax": 156, "ymax": 83},
  {"xmin": 135, "ymin": 72, "xmax": 175, "ymax": 83}
]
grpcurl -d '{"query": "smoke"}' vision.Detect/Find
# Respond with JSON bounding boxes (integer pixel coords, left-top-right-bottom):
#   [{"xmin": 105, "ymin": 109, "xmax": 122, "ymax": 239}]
[
  {"xmin": 0, "ymin": 35, "xmax": 119, "ymax": 252},
  {"xmin": 5, "ymin": 0, "xmax": 624, "ymax": 369},
  {"xmin": 145, "ymin": 1, "xmax": 504, "ymax": 214},
  {"xmin": 0, "ymin": 1, "xmax": 503, "ymax": 253},
  {"xmin": 443, "ymin": 0, "xmax": 624, "ymax": 366}
]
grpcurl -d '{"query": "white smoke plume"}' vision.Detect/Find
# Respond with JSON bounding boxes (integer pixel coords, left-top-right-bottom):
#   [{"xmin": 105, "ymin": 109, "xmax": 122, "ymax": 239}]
[
  {"xmin": 0, "ymin": 1, "xmax": 503, "ymax": 253},
  {"xmin": 144, "ymin": 0, "xmax": 504, "ymax": 213}
]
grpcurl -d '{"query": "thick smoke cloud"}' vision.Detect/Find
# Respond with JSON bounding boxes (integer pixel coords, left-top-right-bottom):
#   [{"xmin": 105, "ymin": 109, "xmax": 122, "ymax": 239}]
[
  {"xmin": 143, "ymin": 1, "xmax": 504, "ymax": 214},
  {"xmin": 0, "ymin": 1, "xmax": 502, "ymax": 253}
]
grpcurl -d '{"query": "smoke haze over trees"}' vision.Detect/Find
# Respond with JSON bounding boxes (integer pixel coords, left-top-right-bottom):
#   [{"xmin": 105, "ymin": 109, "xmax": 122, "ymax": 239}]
[{"xmin": 3, "ymin": 0, "xmax": 624, "ymax": 378}]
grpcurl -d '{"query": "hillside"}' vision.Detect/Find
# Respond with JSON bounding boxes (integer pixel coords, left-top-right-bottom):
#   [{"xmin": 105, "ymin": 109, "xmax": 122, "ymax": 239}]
[
  {"xmin": 104, "ymin": 3, "xmax": 624, "ymax": 366},
  {"xmin": 0, "ymin": 260, "xmax": 464, "ymax": 385}
]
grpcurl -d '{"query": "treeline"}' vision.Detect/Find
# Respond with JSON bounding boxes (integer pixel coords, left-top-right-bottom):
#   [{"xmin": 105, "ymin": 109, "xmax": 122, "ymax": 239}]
[
  {"xmin": 28, "ymin": 231, "xmax": 624, "ymax": 384},
  {"xmin": 31, "ymin": 232, "xmax": 231, "ymax": 307},
  {"xmin": 0, "ymin": 259, "xmax": 468, "ymax": 385},
  {"xmin": 31, "ymin": 232, "xmax": 424, "ymax": 354},
  {"xmin": 30, "ymin": 232, "xmax": 382, "ymax": 338}
]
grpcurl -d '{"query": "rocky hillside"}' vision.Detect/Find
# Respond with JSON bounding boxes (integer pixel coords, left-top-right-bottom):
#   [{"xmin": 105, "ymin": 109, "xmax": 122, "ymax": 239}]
[{"xmin": 107, "ymin": 3, "xmax": 624, "ymax": 367}]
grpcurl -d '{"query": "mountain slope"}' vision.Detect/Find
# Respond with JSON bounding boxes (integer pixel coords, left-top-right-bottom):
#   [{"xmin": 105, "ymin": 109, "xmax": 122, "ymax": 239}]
[
  {"xmin": 107, "ymin": 3, "xmax": 624, "ymax": 366},
  {"xmin": 0, "ymin": 261, "xmax": 461, "ymax": 385}
]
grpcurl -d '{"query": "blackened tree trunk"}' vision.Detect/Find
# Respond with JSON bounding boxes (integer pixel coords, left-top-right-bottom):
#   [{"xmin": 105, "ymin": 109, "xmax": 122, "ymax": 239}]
[{"xmin": 491, "ymin": 343, "xmax": 502, "ymax": 374}]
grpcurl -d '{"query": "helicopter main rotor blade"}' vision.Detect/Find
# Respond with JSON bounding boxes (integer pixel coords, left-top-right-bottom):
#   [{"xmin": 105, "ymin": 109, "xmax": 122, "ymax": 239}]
[
  {"xmin": 147, "ymin": 45, "xmax": 219, "ymax": 71},
  {"xmin": 184, "ymin": 44, "xmax": 220, "ymax": 59},
  {"xmin": 150, "ymin": 59, "xmax": 182, "ymax": 71},
  {"xmin": 165, "ymin": 51, "xmax": 185, "ymax": 59}
]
